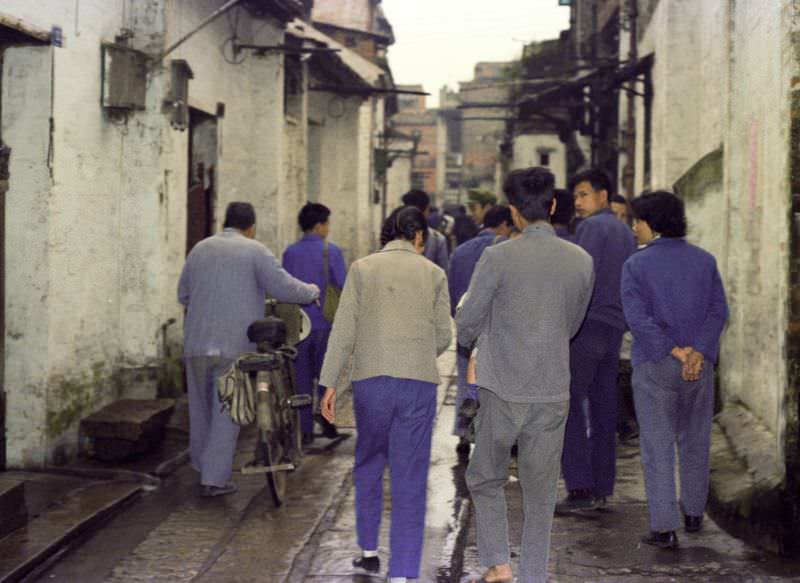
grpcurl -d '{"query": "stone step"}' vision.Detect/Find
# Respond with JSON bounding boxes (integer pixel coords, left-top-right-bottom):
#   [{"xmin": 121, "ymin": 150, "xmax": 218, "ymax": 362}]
[
  {"xmin": 81, "ymin": 399, "xmax": 176, "ymax": 462},
  {"xmin": 0, "ymin": 480, "xmax": 141, "ymax": 583},
  {"xmin": 0, "ymin": 479, "xmax": 26, "ymax": 539}
]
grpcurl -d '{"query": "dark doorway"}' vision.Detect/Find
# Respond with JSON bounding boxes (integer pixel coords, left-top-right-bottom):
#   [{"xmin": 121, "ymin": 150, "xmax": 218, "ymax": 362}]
[{"xmin": 186, "ymin": 109, "xmax": 218, "ymax": 255}]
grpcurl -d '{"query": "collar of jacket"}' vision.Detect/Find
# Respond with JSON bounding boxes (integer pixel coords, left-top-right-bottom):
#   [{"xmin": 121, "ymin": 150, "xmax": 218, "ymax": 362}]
[
  {"xmin": 382, "ymin": 239, "xmax": 417, "ymax": 253},
  {"xmin": 221, "ymin": 228, "xmax": 246, "ymax": 238},
  {"xmin": 522, "ymin": 222, "xmax": 556, "ymax": 236}
]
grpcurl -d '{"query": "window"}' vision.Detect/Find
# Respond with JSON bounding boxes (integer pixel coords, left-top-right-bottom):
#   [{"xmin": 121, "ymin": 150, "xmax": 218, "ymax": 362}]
[
  {"xmin": 411, "ymin": 172, "xmax": 425, "ymax": 190},
  {"xmin": 539, "ymin": 152, "xmax": 550, "ymax": 166}
]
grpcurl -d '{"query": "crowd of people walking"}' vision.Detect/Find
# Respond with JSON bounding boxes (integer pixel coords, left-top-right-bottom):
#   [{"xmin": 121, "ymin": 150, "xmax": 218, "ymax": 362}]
[{"xmin": 178, "ymin": 164, "xmax": 728, "ymax": 583}]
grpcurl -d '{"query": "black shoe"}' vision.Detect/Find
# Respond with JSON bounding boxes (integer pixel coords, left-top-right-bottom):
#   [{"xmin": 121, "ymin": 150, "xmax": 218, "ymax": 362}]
[
  {"xmin": 302, "ymin": 432, "xmax": 314, "ymax": 446},
  {"xmin": 555, "ymin": 488, "xmax": 595, "ymax": 514},
  {"xmin": 314, "ymin": 413, "xmax": 339, "ymax": 439},
  {"xmin": 684, "ymin": 514, "xmax": 703, "ymax": 533},
  {"xmin": 201, "ymin": 481, "xmax": 237, "ymax": 497},
  {"xmin": 594, "ymin": 495, "xmax": 608, "ymax": 510},
  {"xmin": 352, "ymin": 555, "xmax": 380, "ymax": 573},
  {"xmin": 458, "ymin": 398, "xmax": 479, "ymax": 419},
  {"xmin": 642, "ymin": 530, "xmax": 678, "ymax": 549}
]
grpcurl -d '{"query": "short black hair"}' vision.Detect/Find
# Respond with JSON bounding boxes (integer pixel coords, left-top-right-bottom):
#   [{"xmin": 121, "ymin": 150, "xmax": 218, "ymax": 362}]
[
  {"xmin": 401, "ymin": 189, "xmax": 431, "ymax": 212},
  {"xmin": 568, "ymin": 168, "xmax": 613, "ymax": 199},
  {"xmin": 380, "ymin": 206, "xmax": 429, "ymax": 247},
  {"xmin": 223, "ymin": 202, "xmax": 256, "ymax": 230},
  {"xmin": 483, "ymin": 204, "xmax": 512, "ymax": 229},
  {"xmin": 630, "ymin": 190, "xmax": 687, "ymax": 238},
  {"xmin": 503, "ymin": 167, "xmax": 555, "ymax": 223},
  {"xmin": 298, "ymin": 202, "xmax": 331, "ymax": 232},
  {"xmin": 551, "ymin": 188, "xmax": 574, "ymax": 225},
  {"xmin": 610, "ymin": 194, "xmax": 628, "ymax": 205}
]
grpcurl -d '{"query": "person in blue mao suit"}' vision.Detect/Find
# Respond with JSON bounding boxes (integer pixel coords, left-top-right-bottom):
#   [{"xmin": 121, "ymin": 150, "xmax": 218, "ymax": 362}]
[
  {"xmin": 622, "ymin": 191, "xmax": 728, "ymax": 549},
  {"xmin": 283, "ymin": 202, "xmax": 347, "ymax": 444}
]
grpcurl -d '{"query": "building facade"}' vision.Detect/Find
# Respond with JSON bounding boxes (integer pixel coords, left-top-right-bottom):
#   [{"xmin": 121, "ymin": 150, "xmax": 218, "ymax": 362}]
[{"xmin": 0, "ymin": 0, "xmax": 391, "ymax": 468}]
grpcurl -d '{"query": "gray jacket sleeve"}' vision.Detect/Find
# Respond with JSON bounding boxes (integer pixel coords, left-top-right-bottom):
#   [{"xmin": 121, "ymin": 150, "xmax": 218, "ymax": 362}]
[
  {"xmin": 434, "ymin": 272, "xmax": 453, "ymax": 356},
  {"xmin": 455, "ymin": 250, "xmax": 499, "ymax": 347},
  {"xmin": 434, "ymin": 234, "xmax": 449, "ymax": 272},
  {"xmin": 256, "ymin": 245, "xmax": 319, "ymax": 304},
  {"xmin": 319, "ymin": 262, "xmax": 360, "ymax": 388}
]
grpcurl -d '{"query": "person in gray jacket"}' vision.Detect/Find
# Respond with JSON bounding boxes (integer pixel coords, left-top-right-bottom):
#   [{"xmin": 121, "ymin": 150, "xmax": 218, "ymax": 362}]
[
  {"xmin": 318, "ymin": 206, "xmax": 451, "ymax": 583},
  {"xmin": 178, "ymin": 202, "xmax": 319, "ymax": 497},
  {"xmin": 456, "ymin": 168, "xmax": 594, "ymax": 583}
]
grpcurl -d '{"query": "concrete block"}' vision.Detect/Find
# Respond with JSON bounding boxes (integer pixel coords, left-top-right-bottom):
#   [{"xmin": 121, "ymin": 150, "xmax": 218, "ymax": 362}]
[{"xmin": 81, "ymin": 399, "xmax": 175, "ymax": 462}]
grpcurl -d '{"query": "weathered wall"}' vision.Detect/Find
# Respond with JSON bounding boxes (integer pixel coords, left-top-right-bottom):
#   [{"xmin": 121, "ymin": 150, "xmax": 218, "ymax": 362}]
[
  {"xmin": 309, "ymin": 91, "xmax": 365, "ymax": 264},
  {"xmin": 512, "ymin": 133, "xmax": 567, "ymax": 188},
  {"xmin": 1, "ymin": 0, "xmax": 291, "ymax": 466},
  {"xmin": 633, "ymin": 0, "xmax": 792, "ymax": 474},
  {"xmin": 2, "ymin": 46, "xmax": 54, "ymax": 466}
]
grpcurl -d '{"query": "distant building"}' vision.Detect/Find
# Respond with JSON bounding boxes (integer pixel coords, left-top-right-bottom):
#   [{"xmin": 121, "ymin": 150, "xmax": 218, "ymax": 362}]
[
  {"xmin": 391, "ymin": 85, "xmax": 438, "ymax": 197},
  {"xmin": 459, "ymin": 62, "xmax": 514, "ymax": 195},
  {"xmin": 311, "ymin": 0, "xmax": 394, "ymax": 66}
]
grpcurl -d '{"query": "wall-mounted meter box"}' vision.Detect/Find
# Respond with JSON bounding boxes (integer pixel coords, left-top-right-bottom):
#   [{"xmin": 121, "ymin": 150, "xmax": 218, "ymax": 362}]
[{"xmin": 101, "ymin": 44, "xmax": 147, "ymax": 110}]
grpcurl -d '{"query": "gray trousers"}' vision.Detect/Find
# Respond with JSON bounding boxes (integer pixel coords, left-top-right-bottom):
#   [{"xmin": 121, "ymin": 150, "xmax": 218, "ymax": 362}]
[
  {"xmin": 632, "ymin": 356, "xmax": 714, "ymax": 532},
  {"xmin": 466, "ymin": 388, "xmax": 568, "ymax": 583},
  {"xmin": 186, "ymin": 356, "xmax": 239, "ymax": 487}
]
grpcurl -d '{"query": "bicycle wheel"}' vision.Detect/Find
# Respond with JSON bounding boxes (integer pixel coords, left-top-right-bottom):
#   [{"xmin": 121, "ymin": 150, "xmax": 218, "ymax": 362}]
[{"xmin": 257, "ymin": 429, "xmax": 287, "ymax": 507}]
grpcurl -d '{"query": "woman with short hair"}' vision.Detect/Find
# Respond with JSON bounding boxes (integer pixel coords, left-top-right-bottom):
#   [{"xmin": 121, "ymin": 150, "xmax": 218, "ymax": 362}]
[
  {"xmin": 621, "ymin": 191, "xmax": 728, "ymax": 549},
  {"xmin": 319, "ymin": 206, "xmax": 452, "ymax": 583}
]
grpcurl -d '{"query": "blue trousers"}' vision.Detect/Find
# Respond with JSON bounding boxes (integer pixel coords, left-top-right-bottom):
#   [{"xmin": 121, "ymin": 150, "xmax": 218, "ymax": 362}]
[
  {"xmin": 352, "ymin": 376, "xmax": 437, "ymax": 578},
  {"xmin": 185, "ymin": 356, "xmax": 239, "ymax": 487},
  {"xmin": 633, "ymin": 356, "xmax": 714, "ymax": 532},
  {"xmin": 294, "ymin": 328, "xmax": 331, "ymax": 435},
  {"xmin": 561, "ymin": 320, "xmax": 624, "ymax": 496},
  {"xmin": 453, "ymin": 349, "xmax": 479, "ymax": 437}
]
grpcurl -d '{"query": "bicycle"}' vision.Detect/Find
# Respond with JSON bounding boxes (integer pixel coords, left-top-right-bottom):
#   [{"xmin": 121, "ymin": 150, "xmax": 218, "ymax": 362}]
[{"xmin": 238, "ymin": 302, "xmax": 311, "ymax": 506}]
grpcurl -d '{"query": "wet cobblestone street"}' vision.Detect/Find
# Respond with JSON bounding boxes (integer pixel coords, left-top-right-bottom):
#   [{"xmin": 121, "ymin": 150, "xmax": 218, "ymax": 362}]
[{"xmin": 30, "ymin": 346, "xmax": 800, "ymax": 582}]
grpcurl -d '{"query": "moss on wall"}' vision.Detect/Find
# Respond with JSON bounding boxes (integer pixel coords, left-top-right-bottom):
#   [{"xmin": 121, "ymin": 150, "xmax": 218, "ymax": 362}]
[{"xmin": 45, "ymin": 362, "xmax": 107, "ymax": 439}]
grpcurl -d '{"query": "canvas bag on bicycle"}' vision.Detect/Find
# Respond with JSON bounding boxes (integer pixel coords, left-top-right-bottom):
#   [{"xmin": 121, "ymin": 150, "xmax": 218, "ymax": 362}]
[{"xmin": 217, "ymin": 355, "xmax": 260, "ymax": 426}]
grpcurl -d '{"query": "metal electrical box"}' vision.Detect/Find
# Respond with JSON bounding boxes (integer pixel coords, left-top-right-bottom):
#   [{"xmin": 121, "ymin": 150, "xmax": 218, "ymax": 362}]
[{"xmin": 101, "ymin": 44, "xmax": 147, "ymax": 110}]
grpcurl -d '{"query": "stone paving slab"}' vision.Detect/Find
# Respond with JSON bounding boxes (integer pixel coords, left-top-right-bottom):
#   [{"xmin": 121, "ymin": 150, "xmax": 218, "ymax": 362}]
[{"xmin": 458, "ymin": 441, "xmax": 800, "ymax": 582}]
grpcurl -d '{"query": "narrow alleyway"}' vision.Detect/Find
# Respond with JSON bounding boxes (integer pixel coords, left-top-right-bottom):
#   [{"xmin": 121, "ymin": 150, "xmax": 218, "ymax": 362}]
[{"xmin": 27, "ymin": 345, "xmax": 800, "ymax": 582}]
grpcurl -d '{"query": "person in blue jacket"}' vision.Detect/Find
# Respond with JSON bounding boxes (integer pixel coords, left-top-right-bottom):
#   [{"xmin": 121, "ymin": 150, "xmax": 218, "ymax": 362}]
[
  {"xmin": 448, "ymin": 205, "xmax": 513, "ymax": 457},
  {"xmin": 283, "ymin": 202, "xmax": 347, "ymax": 444},
  {"xmin": 552, "ymin": 188, "xmax": 575, "ymax": 241},
  {"xmin": 558, "ymin": 168, "xmax": 637, "ymax": 512},
  {"xmin": 622, "ymin": 190, "xmax": 728, "ymax": 549}
]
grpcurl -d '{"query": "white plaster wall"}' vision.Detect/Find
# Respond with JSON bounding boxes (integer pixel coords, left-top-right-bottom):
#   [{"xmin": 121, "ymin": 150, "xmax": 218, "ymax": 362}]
[
  {"xmin": 387, "ymin": 140, "xmax": 413, "ymax": 211},
  {"xmin": 723, "ymin": 0, "xmax": 791, "ymax": 447},
  {"xmin": 163, "ymin": 0, "xmax": 286, "ymax": 248},
  {"xmin": 512, "ymin": 133, "xmax": 567, "ymax": 188},
  {"xmin": 3, "ymin": 47, "xmax": 54, "ymax": 467},
  {"xmin": 309, "ymin": 91, "xmax": 363, "ymax": 264},
  {"xmin": 1, "ymin": 0, "xmax": 293, "ymax": 465},
  {"xmin": 631, "ymin": 0, "xmax": 791, "ymax": 454}
]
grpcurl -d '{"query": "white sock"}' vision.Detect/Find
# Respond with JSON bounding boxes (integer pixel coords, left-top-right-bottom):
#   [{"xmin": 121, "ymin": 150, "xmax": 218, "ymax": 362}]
[
  {"xmin": 362, "ymin": 549, "xmax": 378, "ymax": 558},
  {"xmin": 389, "ymin": 578, "xmax": 407, "ymax": 583}
]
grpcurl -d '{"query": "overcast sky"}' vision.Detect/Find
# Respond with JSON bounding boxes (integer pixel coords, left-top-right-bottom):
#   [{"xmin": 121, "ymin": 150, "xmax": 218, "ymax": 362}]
[{"xmin": 382, "ymin": 1, "xmax": 571, "ymax": 108}]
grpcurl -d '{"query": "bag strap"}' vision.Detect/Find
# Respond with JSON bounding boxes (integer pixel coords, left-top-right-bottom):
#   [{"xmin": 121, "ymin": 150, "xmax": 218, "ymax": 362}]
[{"xmin": 323, "ymin": 240, "xmax": 330, "ymax": 289}]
